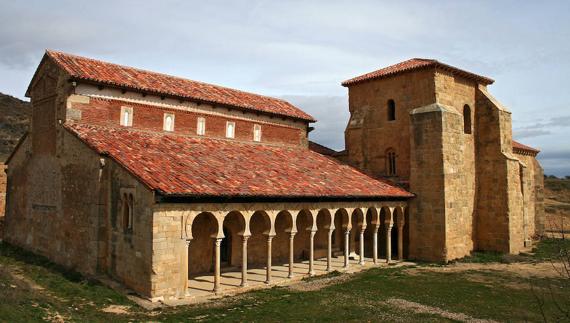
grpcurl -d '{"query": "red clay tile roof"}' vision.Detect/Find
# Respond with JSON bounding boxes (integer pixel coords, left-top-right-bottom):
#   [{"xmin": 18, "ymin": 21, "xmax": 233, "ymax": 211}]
[
  {"xmin": 341, "ymin": 58, "xmax": 494, "ymax": 86},
  {"xmin": 308, "ymin": 141, "xmax": 338, "ymax": 156},
  {"xmin": 65, "ymin": 123, "xmax": 412, "ymax": 199},
  {"xmin": 43, "ymin": 50, "xmax": 315, "ymax": 122},
  {"xmin": 513, "ymin": 140, "xmax": 540, "ymax": 156}
]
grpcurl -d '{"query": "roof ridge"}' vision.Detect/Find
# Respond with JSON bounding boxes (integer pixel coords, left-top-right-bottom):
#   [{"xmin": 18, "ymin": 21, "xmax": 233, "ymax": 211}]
[
  {"xmin": 44, "ymin": 50, "xmax": 315, "ymax": 122},
  {"xmin": 341, "ymin": 57, "xmax": 494, "ymax": 86},
  {"xmin": 46, "ymin": 50, "xmax": 291, "ymax": 103}
]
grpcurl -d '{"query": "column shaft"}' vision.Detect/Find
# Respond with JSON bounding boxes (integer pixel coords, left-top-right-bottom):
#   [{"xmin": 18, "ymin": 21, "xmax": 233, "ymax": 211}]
[
  {"xmin": 359, "ymin": 230, "xmax": 365, "ymax": 265},
  {"xmin": 213, "ymin": 238, "xmax": 222, "ymax": 293},
  {"xmin": 326, "ymin": 229, "xmax": 333, "ymax": 271},
  {"xmin": 266, "ymin": 236, "xmax": 273, "ymax": 284},
  {"xmin": 308, "ymin": 230, "xmax": 316, "ymax": 276},
  {"xmin": 373, "ymin": 228, "xmax": 379, "ymax": 264},
  {"xmin": 241, "ymin": 236, "xmax": 249, "ymax": 287},
  {"xmin": 386, "ymin": 225, "xmax": 393, "ymax": 263},
  {"xmin": 343, "ymin": 229, "xmax": 350, "ymax": 269},
  {"xmin": 288, "ymin": 233, "xmax": 296, "ymax": 278},
  {"xmin": 182, "ymin": 240, "xmax": 191, "ymax": 297}
]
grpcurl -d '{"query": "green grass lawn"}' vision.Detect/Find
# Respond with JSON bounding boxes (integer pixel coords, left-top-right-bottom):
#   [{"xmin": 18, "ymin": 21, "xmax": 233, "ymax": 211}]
[{"xmin": 0, "ymin": 240, "xmax": 569, "ymax": 322}]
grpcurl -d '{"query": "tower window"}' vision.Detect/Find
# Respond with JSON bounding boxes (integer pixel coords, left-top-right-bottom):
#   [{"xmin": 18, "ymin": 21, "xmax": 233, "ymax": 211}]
[
  {"xmin": 226, "ymin": 121, "xmax": 235, "ymax": 138},
  {"xmin": 197, "ymin": 117, "xmax": 206, "ymax": 135},
  {"xmin": 253, "ymin": 124, "xmax": 262, "ymax": 142},
  {"xmin": 120, "ymin": 107, "xmax": 133, "ymax": 127},
  {"xmin": 463, "ymin": 105, "xmax": 472, "ymax": 134},
  {"xmin": 163, "ymin": 113, "xmax": 175, "ymax": 132},
  {"xmin": 386, "ymin": 149, "xmax": 397, "ymax": 176},
  {"xmin": 387, "ymin": 99, "xmax": 396, "ymax": 121}
]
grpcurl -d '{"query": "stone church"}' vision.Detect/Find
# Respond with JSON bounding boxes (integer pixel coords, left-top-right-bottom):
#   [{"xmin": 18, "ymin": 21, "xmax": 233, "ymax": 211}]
[{"xmin": 3, "ymin": 51, "xmax": 543, "ymax": 301}]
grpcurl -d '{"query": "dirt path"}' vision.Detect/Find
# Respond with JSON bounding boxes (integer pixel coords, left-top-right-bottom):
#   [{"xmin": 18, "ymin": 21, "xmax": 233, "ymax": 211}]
[
  {"xmin": 386, "ymin": 298, "xmax": 499, "ymax": 323},
  {"xmin": 405, "ymin": 261, "xmax": 562, "ymax": 279}
]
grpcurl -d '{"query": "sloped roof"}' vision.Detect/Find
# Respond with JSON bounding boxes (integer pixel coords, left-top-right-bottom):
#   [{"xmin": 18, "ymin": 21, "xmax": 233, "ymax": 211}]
[
  {"xmin": 513, "ymin": 140, "xmax": 540, "ymax": 156},
  {"xmin": 342, "ymin": 58, "xmax": 494, "ymax": 86},
  {"xmin": 65, "ymin": 123, "xmax": 412, "ymax": 199},
  {"xmin": 308, "ymin": 141, "xmax": 338, "ymax": 156},
  {"xmin": 43, "ymin": 50, "xmax": 315, "ymax": 122}
]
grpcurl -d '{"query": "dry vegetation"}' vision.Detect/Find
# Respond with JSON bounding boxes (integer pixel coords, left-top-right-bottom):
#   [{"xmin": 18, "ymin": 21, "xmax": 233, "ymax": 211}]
[{"xmin": 544, "ymin": 177, "xmax": 570, "ymax": 237}]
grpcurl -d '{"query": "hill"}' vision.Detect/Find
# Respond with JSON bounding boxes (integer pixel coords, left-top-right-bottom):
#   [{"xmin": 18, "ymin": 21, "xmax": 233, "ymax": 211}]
[
  {"xmin": 0, "ymin": 92, "xmax": 31, "ymax": 162},
  {"xmin": 544, "ymin": 177, "xmax": 570, "ymax": 235}
]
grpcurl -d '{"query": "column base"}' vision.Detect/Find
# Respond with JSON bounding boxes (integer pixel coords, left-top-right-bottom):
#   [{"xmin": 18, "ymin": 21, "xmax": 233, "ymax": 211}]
[{"xmin": 240, "ymin": 282, "xmax": 248, "ymax": 288}]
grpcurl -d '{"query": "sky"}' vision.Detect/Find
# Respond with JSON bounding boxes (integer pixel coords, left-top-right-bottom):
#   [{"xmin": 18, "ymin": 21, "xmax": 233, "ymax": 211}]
[{"xmin": 1, "ymin": 0, "xmax": 569, "ymax": 176}]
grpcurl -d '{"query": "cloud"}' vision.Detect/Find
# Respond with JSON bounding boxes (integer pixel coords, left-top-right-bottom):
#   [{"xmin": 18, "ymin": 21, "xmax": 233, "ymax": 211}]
[
  {"xmin": 537, "ymin": 149, "xmax": 570, "ymax": 177},
  {"xmin": 513, "ymin": 115, "xmax": 570, "ymax": 139},
  {"xmin": 1, "ymin": 0, "xmax": 569, "ymax": 174},
  {"xmin": 282, "ymin": 95, "xmax": 348, "ymax": 151}
]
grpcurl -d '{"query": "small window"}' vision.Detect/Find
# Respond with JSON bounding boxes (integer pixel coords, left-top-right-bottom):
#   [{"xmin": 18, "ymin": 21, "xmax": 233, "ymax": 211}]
[
  {"xmin": 226, "ymin": 121, "xmax": 235, "ymax": 138},
  {"xmin": 122, "ymin": 193, "xmax": 134, "ymax": 232},
  {"xmin": 387, "ymin": 99, "xmax": 396, "ymax": 121},
  {"xmin": 163, "ymin": 113, "xmax": 175, "ymax": 132},
  {"xmin": 253, "ymin": 124, "xmax": 262, "ymax": 142},
  {"xmin": 197, "ymin": 117, "xmax": 206, "ymax": 136},
  {"xmin": 463, "ymin": 105, "xmax": 472, "ymax": 134},
  {"xmin": 120, "ymin": 107, "xmax": 133, "ymax": 127},
  {"xmin": 386, "ymin": 149, "xmax": 397, "ymax": 176}
]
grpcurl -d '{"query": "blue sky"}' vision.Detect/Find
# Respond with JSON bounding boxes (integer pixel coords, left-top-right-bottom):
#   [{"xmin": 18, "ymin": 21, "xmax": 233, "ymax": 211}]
[{"xmin": 1, "ymin": 0, "xmax": 569, "ymax": 175}]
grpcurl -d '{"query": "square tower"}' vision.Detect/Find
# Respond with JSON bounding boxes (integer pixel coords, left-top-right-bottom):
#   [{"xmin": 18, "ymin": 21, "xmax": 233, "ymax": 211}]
[{"xmin": 342, "ymin": 59, "xmax": 543, "ymax": 261}]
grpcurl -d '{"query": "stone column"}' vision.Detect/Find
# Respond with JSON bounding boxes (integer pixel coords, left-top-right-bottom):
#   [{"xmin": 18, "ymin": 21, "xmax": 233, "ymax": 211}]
[
  {"xmin": 288, "ymin": 232, "xmax": 296, "ymax": 278},
  {"xmin": 358, "ymin": 229, "xmax": 365, "ymax": 265},
  {"xmin": 241, "ymin": 235, "xmax": 249, "ymax": 287},
  {"xmin": 386, "ymin": 224, "xmax": 393, "ymax": 263},
  {"xmin": 326, "ymin": 229, "xmax": 333, "ymax": 271},
  {"xmin": 182, "ymin": 239, "xmax": 191, "ymax": 297},
  {"xmin": 343, "ymin": 229, "xmax": 350, "ymax": 269},
  {"xmin": 372, "ymin": 225, "xmax": 379, "ymax": 264},
  {"xmin": 265, "ymin": 235, "xmax": 274, "ymax": 284},
  {"xmin": 213, "ymin": 238, "xmax": 222, "ymax": 294},
  {"xmin": 397, "ymin": 222, "xmax": 404, "ymax": 261},
  {"xmin": 308, "ymin": 230, "xmax": 316, "ymax": 276}
]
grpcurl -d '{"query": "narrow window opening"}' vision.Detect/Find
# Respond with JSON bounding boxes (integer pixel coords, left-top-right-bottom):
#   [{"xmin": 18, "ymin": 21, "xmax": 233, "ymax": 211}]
[
  {"xmin": 120, "ymin": 107, "xmax": 133, "ymax": 127},
  {"xmin": 122, "ymin": 193, "xmax": 134, "ymax": 232},
  {"xmin": 387, "ymin": 99, "xmax": 396, "ymax": 121},
  {"xmin": 386, "ymin": 149, "xmax": 397, "ymax": 176},
  {"xmin": 197, "ymin": 117, "xmax": 206, "ymax": 135},
  {"xmin": 253, "ymin": 124, "xmax": 262, "ymax": 142},
  {"xmin": 163, "ymin": 113, "xmax": 175, "ymax": 132},
  {"xmin": 226, "ymin": 121, "xmax": 235, "ymax": 138},
  {"xmin": 463, "ymin": 105, "xmax": 472, "ymax": 134}
]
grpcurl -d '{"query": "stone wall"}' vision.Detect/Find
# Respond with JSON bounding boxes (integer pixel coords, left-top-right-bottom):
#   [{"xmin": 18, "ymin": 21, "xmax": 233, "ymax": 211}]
[
  {"xmin": 434, "ymin": 71, "xmax": 477, "ymax": 260},
  {"xmin": 345, "ymin": 68, "xmax": 436, "ymax": 180},
  {"xmin": 346, "ymin": 67, "xmax": 545, "ymax": 261},
  {"xmin": 408, "ymin": 104, "xmax": 447, "ymax": 261}
]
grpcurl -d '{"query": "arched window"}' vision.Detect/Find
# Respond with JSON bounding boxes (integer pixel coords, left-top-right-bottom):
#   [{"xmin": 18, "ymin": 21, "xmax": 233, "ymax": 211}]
[
  {"xmin": 163, "ymin": 113, "xmax": 175, "ymax": 132},
  {"xmin": 387, "ymin": 99, "xmax": 396, "ymax": 121},
  {"xmin": 463, "ymin": 105, "xmax": 472, "ymax": 134},
  {"xmin": 386, "ymin": 148, "xmax": 397, "ymax": 176}
]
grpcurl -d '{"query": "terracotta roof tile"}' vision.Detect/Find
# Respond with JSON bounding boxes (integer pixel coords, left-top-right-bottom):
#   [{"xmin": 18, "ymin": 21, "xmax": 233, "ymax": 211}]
[
  {"xmin": 45, "ymin": 50, "xmax": 315, "ymax": 122},
  {"xmin": 342, "ymin": 58, "xmax": 494, "ymax": 86},
  {"xmin": 65, "ymin": 123, "xmax": 412, "ymax": 199},
  {"xmin": 512, "ymin": 140, "xmax": 540, "ymax": 156},
  {"xmin": 308, "ymin": 141, "xmax": 338, "ymax": 156}
]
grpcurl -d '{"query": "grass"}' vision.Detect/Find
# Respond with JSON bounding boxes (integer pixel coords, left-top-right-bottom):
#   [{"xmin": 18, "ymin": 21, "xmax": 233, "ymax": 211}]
[{"xmin": 0, "ymin": 240, "xmax": 569, "ymax": 322}]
